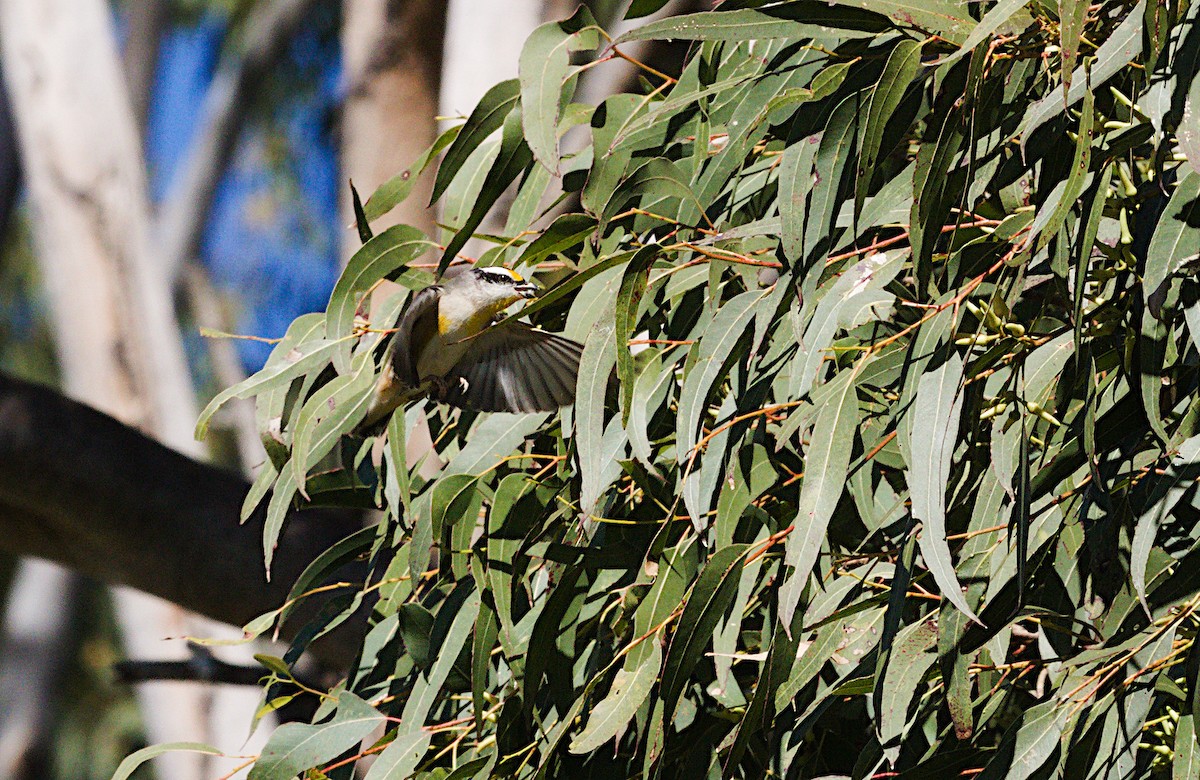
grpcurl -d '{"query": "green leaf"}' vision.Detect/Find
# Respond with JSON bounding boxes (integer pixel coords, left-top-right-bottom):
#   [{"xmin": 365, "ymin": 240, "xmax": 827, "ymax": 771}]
[
  {"xmin": 263, "ymin": 465, "xmax": 299, "ymax": 575},
  {"xmin": 779, "ymin": 135, "xmax": 821, "ymax": 261},
  {"xmin": 599, "ymin": 157, "xmax": 703, "ymax": 230},
  {"xmin": 399, "ymin": 589, "xmax": 482, "ymax": 729},
  {"xmin": 615, "ymin": 247, "xmax": 658, "ymax": 425},
  {"xmin": 824, "ymin": 0, "xmax": 975, "ymax": 44},
  {"xmin": 365, "ymin": 124, "xmax": 460, "ymax": 220},
  {"xmin": 569, "ymin": 640, "xmax": 661, "ymax": 753},
  {"xmin": 716, "ymin": 444, "xmax": 776, "ymax": 548},
  {"xmin": 1059, "ymin": 0, "xmax": 1090, "ymax": 97},
  {"xmin": 779, "ymin": 367, "xmax": 859, "ymax": 626},
  {"xmin": 362, "ymin": 730, "xmax": 432, "ymax": 780},
  {"xmin": 111, "ymin": 743, "xmax": 224, "ymax": 780},
  {"xmin": 805, "ymin": 91, "xmax": 862, "ymax": 263},
  {"xmin": 499, "ymin": 249, "xmax": 638, "ymax": 324},
  {"xmin": 433, "ymin": 80, "xmax": 520, "ymax": 203},
  {"xmin": 628, "ymin": 352, "xmax": 674, "ymax": 471},
  {"xmin": 856, "ymin": 40, "xmax": 922, "ymax": 218},
  {"xmin": 660, "ymin": 544, "xmax": 749, "ymax": 718},
  {"xmin": 350, "ymin": 181, "xmax": 372, "ymax": 244},
  {"xmin": 906, "ymin": 353, "xmax": 981, "ymax": 625},
  {"xmin": 290, "ymin": 352, "xmax": 375, "ymax": 493},
  {"xmin": 325, "ymin": 224, "xmax": 435, "ymax": 372},
  {"xmin": 935, "ymin": 0, "xmax": 1034, "ymax": 65},
  {"xmin": 1029, "ymin": 87, "xmax": 1094, "ymax": 249},
  {"xmin": 1144, "ymin": 170, "xmax": 1200, "ymax": 299},
  {"xmin": 1022, "ymin": 0, "xmax": 1144, "ymax": 144},
  {"xmin": 516, "ymin": 213, "xmax": 597, "ymax": 267},
  {"xmin": 444, "ymin": 412, "xmax": 547, "ymax": 476},
  {"xmin": 677, "ymin": 290, "xmax": 765, "ymax": 461},
  {"xmin": 630, "ymin": 540, "xmax": 696, "ymax": 666},
  {"xmin": 249, "ymin": 692, "xmax": 382, "ymax": 780},
  {"xmin": 577, "ymin": 319, "xmax": 617, "ymax": 518},
  {"xmin": 280, "ymin": 524, "xmax": 376, "ymax": 626},
  {"xmin": 437, "ymin": 108, "xmax": 532, "ymax": 277},
  {"xmin": 1177, "ymin": 715, "xmax": 1199, "ymax": 780},
  {"xmin": 614, "ymin": 8, "xmax": 881, "ymax": 43},
  {"xmin": 519, "ymin": 7, "xmax": 599, "ymax": 174},
  {"xmin": 877, "ymin": 618, "xmax": 938, "ymax": 756},
  {"xmin": 196, "ymin": 338, "xmax": 339, "ymax": 440},
  {"xmin": 976, "ymin": 700, "xmax": 1067, "ymax": 780},
  {"xmin": 431, "ymin": 474, "xmax": 480, "ymax": 540}
]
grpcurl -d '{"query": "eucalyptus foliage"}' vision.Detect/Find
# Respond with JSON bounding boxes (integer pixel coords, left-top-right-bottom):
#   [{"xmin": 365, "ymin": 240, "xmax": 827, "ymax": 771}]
[{"xmin": 134, "ymin": 0, "xmax": 1200, "ymax": 776}]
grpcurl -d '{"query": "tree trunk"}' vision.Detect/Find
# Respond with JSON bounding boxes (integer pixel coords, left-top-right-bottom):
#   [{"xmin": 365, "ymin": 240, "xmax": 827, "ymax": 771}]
[
  {"xmin": 0, "ymin": 1, "xmax": 257, "ymax": 775},
  {"xmin": 340, "ymin": 0, "xmax": 446, "ymax": 253},
  {"xmin": 121, "ymin": 0, "xmax": 170, "ymax": 134}
]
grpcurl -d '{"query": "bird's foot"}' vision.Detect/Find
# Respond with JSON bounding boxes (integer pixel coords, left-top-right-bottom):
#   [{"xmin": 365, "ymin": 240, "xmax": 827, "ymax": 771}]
[{"xmin": 428, "ymin": 375, "xmax": 469, "ymax": 401}]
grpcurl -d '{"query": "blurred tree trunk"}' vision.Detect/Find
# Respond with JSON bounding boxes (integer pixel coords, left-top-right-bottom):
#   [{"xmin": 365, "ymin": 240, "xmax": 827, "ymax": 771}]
[
  {"xmin": 439, "ymin": 0, "xmax": 541, "ymax": 255},
  {"xmin": 0, "ymin": 1, "xmax": 258, "ymax": 777},
  {"xmin": 341, "ymin": 0, "xmax": 448, "ymax": 477},
  {"xmin": 340, "ymin": 0, "xmax": 445, "ymax": 252},
  {"xmin": 0, "ymin": 561, "xmax": 74, "ymax": 778},
  {"xmin": 0, "ymin": 69, "xmax": 18, "ymax": 235},
  {"xmin": 121, "ymin": 0, "xmax": 170, "ymax": 134}
]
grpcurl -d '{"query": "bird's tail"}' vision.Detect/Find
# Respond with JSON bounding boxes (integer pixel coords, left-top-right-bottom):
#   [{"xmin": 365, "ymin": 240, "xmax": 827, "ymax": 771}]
[{"xmin": 354, "ymin": 368, "xmax": 420, "ymax": 436}]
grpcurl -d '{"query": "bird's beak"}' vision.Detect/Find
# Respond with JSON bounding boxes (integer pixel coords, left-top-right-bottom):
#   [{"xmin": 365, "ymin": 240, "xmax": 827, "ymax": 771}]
[{"xmin": 515, "ymin": 282, "xmax": 538, "ymax": 299}]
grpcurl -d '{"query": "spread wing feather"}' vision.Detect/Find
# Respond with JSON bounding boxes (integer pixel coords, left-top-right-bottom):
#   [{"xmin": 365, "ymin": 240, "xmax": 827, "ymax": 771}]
[
  {"xmin": 387, "ymin": 285, "xmax": 441, "ymax": 387},
  {"xmin": 441, "ymin": 324, "xmax": 583, "ymax": 413}
]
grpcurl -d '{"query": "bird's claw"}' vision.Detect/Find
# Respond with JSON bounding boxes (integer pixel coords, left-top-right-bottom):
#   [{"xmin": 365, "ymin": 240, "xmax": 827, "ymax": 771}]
[{"xmin": 429, "ymin": 376, "xmax": 469, "ymax": 401}]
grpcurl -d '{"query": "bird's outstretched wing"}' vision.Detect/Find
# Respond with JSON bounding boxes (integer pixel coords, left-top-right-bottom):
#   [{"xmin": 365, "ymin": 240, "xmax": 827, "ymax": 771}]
[
  {"xmin": 356, "ymin": 285, "xmax": 442, "ymax": 435},
  {"xmin": 387, "ymin": 284, "xmax": 442, "ymax": 387},
  {"xmin": 439, "ymin": 324, "xmax": 582, "ymax": 413}
]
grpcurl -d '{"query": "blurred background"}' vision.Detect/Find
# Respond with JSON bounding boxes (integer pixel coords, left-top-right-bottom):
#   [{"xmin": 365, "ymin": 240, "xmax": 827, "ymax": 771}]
[{"xmin": 0, "ymin": 0, "xmax": 689, "ymax": 777}]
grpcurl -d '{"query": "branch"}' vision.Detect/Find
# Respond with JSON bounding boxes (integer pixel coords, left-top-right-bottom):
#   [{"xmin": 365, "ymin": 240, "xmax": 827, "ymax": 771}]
[
  {"xmin": 0, "ymin": 373, "xmax": 366, "ymax": 668},
  {"xmin": 157, "ymin": 0, "xmax": 323, "ymax": 282}
]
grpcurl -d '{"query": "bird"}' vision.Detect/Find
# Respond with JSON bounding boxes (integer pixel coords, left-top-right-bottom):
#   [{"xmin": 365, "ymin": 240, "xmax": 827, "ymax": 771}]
[{"xmin": 356, "ymin": 266, "xmax": 583, "ymax": 433}]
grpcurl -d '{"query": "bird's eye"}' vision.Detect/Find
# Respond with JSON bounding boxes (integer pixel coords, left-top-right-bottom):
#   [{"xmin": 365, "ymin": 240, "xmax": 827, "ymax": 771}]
[{"xmin": 476, "ymin": 268, "xmax": 518, "ymax": 285}]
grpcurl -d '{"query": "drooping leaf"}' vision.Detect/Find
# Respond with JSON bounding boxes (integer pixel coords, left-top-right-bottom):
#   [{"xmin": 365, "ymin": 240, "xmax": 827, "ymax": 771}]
[
  {"xmin": 660, "ymin": 544, "xmax": 749, "ymax": 718},
  {"xmin": 112, "ymin": 743, "xmax": 225, "ymax": 780},
  {"xmin": 569, "ymin": 640, "xmax": 661, "ymax": 753},
  {"xmin": 1144, "ymin": 170, "xmax": 1200, "ymax": 300},
  {"xmin": 249, "ymin": 693, "xmax": 383, "ymax": 780},
  {"xmin": 433, "ymin": 80, "xmax": 520, "ymax": 203},
  {"xmin": 677, "ymin": 290, "xmax": 765, "ymax": 461},
  {"xmin": 615, "ymin": 246, "xmax": 659, "ymax": 424},
  {"xmin": 519, "ymin": 7, "xmax": 600, "ymax": 174},
  {"xmin": 856, "ymin": 40, "xmax": 922, "ymax": 217},
  {"xmin": 779, "ymin": 367, "xmax": 860, "ymax": 626},
  {"xmin": 366, "ymin": 124, "xmax": 461, "ymax": 220},
  {"xmin": 906, "ymin": 353, "xmax": 981, "ymax": 625}
]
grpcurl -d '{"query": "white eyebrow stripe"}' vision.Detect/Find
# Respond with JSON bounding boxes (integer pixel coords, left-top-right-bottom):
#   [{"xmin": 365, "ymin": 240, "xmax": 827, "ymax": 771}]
[{"xmin": 477, "ymin": 267, "xmax": 522, "ymax": 283}]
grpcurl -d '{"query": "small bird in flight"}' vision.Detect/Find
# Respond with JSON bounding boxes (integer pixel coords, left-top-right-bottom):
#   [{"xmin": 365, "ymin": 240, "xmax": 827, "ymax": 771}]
[{"xmin": 357, "ymin": 266, "xmax": 583, "ymax": 432}]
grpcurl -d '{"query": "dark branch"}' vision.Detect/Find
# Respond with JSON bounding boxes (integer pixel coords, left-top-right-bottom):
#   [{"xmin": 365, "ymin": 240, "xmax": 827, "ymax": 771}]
[
  {"xmin": 0, "ymin": 373, "xmax": 365, "ymax": 667},
  {"xmin": 0, "ymin": 62, "xmax": 21, "ymax": 236},
  {"xmin": 114, "ymin": 646, "xmax": 268, "ymax": 687}
]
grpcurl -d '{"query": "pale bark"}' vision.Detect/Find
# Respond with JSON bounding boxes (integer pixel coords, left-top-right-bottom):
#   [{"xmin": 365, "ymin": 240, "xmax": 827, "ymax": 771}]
[
  {"xmin": 0, "ymin": 1, "xmax": 256, "ymax": 775},
  {"xmin": 439, "ymin": 0, "xmax": 539, "ymax": 122},
  {"xmin": 340, "ymin": 0, "xmax": 446, "ymax": 253},
  {"xmin": 0, "ymin": 561, "xmax": 74, "ymax": 778}
]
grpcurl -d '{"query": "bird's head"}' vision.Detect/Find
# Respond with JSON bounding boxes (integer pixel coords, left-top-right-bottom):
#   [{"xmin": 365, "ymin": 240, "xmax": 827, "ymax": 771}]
[{"xmin": 466, "ymin": 266, "xmax": 538, "ymax": 309}]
